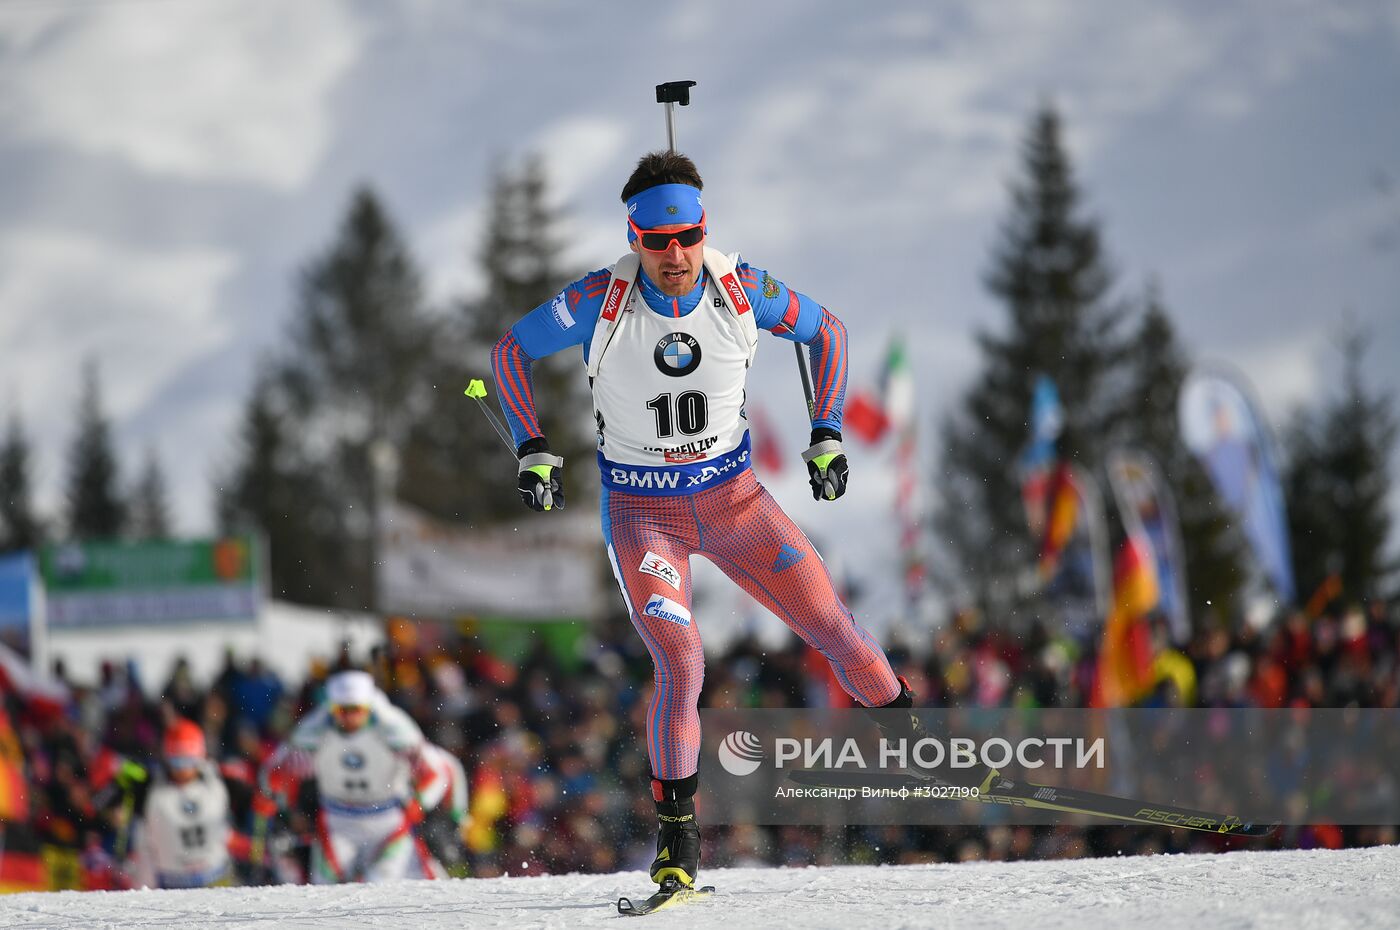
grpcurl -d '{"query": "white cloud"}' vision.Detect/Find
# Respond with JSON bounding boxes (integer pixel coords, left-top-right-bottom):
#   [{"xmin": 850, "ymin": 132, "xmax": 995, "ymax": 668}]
[
  {"xmin": 0, "ymin": 229, "xmax": 240, "ymax": 533},
  {"xmin": 1224, "ymin": 331, "xmax": 1326, "ymax": 427},
  {"xmin": 0, "ymin": 0, "xmax": 364, "ymax": 189},
  {"xmin": 0, "ymin": 230, "xmax": 237, "ymax": 422},
  {"xmin": 416, "ymin": 202, "xmax": 487, "ymax": 307},
  {"xmin": 416, "ymin": 116, "xmax": 629, "ymax": 307},
  {"xmin": 1168, "ymin": 192, "xmax": 1398, "ymax": 295},
  {"xmin": 533, "ymin": 117, "xmax": 629, "ymax": 207},
  {"xmin": 708, "ymin": 2, "xmax": 1351, "ymax": 244},
  {"xmin": 533, "ymin": 116, "xmax": 634, "ymax": 268},
  {"xmin": 1, "ymin": 0, "xmax": 1393, "ymax": 541},
  {"xmin": 794, "ymin": 0, "xmax": 1387, "ymax": 217}
]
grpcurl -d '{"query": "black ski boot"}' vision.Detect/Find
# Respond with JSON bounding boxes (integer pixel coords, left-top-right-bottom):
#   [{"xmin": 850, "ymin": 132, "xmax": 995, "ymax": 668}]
[
  {"xmin": 865, "ymin": 677, "xmax": 994, "ymax": 790},
  {"xmin": 864, "ymin": 675, "xmax": 925, "ymax": 742},
  {"xmin": 649, "ymin": 775, "xmax": 701, "ymax": 887}
]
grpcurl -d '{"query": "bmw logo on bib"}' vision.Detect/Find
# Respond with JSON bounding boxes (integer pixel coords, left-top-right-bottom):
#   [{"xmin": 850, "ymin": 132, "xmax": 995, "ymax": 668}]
[
  {"xmin": 655, "ymin": 333, "xmax": 701, "ymax": 377},
  {"xmin": 342, "ymin": 750, "xmax": 365, "ymax": 770}
]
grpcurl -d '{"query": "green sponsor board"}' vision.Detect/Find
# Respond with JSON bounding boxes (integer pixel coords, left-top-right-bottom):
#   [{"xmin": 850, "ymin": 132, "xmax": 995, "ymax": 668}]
[{"xmin": 40, "ymin": 538, "xmax": 260, "ymax": 629}]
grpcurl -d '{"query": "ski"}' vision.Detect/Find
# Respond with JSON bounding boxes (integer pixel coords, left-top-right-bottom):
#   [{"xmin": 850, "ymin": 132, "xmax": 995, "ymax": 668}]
[
  {"xmin": 787, "ymin": 768, "xmax": 1279, "ymax": 837},
  {"xmin": 617, "ymin": 878, "xmax": 716, "ymax": 916}
]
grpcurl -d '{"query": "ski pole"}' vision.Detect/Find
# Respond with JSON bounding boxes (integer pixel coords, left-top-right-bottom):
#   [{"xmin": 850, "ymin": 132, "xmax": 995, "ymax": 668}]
[
  {"xmin": 464, "ymin": 379, "xmax": 515, "ymax": 453},
  {"xmin": 794, "ymin": 343, "xmax": 816, "ymax": 420},
  {"xmin": 654, "ymin": 80, "xmax": 818, "ymax": 427}
]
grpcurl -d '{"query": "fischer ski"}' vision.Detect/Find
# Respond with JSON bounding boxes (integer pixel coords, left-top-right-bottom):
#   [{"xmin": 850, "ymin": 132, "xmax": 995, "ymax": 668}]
[
  {"xmin": 786, "ymin": 768, "xmax": 1279, "ymax": 837},
  {"xmin": 617, "ymin": 877, "xmax": 716, "ymax": 916}
]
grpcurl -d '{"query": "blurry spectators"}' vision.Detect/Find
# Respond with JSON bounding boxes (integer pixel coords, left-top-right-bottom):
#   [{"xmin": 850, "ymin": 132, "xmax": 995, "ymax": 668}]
[{"xmin": 1, "ymin": 598, "xmax": 1397, "ymax": 891}]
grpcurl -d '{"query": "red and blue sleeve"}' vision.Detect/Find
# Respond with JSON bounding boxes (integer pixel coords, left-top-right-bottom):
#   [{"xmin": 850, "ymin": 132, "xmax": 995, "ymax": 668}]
[
  {"xmin": 738, "ymin": 264, "xmax": 846, "ymax": 434},
  {"xmin": 806, "ymin": 308, "xmax": 847, "ymax": 433},
  {"xmin": 490, "ymin": 269, "xmax": 609, "ymax": 450},
  {"xmin": 490, "ymin": 331, "xmax": 542, "ymax": 449}
]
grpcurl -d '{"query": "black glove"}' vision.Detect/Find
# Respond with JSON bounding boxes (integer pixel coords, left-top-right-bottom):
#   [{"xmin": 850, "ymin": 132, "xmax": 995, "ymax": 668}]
[
  {"xmin": 517, "ymin": 438, "xmax": 565, "ymax": 512},
  {"xmin": 802, "ymin": 428, "xmax": 848, "ymax": 501}
]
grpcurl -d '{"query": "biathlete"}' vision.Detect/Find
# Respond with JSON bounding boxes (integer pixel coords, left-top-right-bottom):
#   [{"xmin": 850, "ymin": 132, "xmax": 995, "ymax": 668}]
[{"xmin": 491, "ymin": 151, "xmax": 918, "ymax": 890}]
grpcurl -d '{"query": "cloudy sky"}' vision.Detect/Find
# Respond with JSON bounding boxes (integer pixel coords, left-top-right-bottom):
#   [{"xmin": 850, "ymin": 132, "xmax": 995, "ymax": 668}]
[{"xmin": 1, "ymin": 0, "xmax": 1397, "ymax": 626}]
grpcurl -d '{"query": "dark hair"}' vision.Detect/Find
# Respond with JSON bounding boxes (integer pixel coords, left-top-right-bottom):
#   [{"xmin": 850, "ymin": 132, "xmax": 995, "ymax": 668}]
[{"xmin": 620, "ymin": 151, "xmax": 704, "ymax": 202}]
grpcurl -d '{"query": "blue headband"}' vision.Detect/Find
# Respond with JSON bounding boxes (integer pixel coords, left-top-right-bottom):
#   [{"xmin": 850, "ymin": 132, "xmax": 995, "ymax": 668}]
[{"xmin": 626, "ymin": 183, "xmax": 704, "ymax": 241}]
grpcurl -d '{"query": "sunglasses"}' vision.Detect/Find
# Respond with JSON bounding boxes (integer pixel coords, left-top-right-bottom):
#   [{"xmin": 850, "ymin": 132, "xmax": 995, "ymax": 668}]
[
  {"xmin": 629, "ymin": 213, "xmax": 706, "ymax": 252},
  {"xmin": 167, "ymin": 756, "xmax": 201, "ymax": 771}
]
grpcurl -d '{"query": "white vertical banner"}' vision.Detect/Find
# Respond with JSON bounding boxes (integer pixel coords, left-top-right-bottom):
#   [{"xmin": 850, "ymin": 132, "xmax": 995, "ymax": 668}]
[
  {"xmin": 1178, "ymin": 366, "xmax": 1294, "ymax": 606},
  {"xmin": 30, "ymin": 557, "xmax": 47, "ymax": 676},
  {"xmin": 1107, "ymin": 449, "xmax": 1192, "ymax": 644}
]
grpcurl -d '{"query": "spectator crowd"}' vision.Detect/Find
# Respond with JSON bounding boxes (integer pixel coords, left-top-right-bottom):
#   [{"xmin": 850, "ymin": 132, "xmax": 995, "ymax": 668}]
[{"xmin": 1, "ymin": 598, "xmax": 1396, "ymax": 892}]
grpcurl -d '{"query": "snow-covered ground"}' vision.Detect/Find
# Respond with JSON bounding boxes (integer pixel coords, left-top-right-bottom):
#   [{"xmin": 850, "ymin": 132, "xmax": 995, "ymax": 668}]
[{"xmin": 3, "ymin": 846, "xmax": 1396, "ymax": 930}]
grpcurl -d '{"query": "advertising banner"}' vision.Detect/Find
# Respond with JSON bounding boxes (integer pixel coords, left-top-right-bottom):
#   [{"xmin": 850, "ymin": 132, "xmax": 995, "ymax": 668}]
[
  {"xmin": 378, "ymin": 500, "xmax": 607, "ymax": 620},
  {"xmin": 39, "ymin": 538, "xmax": 260, "ymax": 630}
]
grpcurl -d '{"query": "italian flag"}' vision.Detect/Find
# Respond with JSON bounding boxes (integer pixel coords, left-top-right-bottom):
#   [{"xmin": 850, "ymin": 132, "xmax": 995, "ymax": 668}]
[{"xmin": 845, "ymin": 338, "xmax": 912, "ymax": 445}]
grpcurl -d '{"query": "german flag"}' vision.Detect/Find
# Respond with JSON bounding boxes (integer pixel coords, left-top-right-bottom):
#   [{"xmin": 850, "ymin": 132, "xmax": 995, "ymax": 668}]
[
  {"xmin": 465, "ymin": 762, "xmax": 508, "ymax": 855},
  {"xmin": 0, "ymin": 704, "xmax": 27, "ymax": 823},
  {"xmin": 1092, "ymin": 535, "xmax": 1161, "ymax": 708},
  {"xmin": 1037, "ymin": 462, "xmax": 1080, "ymax": 581},
  {"xmin": 0, "ymin": 823, "xmax": 46, "ymax": 893}
]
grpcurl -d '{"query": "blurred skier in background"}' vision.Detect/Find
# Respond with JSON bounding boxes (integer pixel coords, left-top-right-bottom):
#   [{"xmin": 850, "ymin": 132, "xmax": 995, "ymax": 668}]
[
  {"xmin": 256, "ymin": 670, "xmax": 450, "ymax": 883},
  {"xmin": 120, "ymin": 718, "xmax": 235, "ymax": 889}
]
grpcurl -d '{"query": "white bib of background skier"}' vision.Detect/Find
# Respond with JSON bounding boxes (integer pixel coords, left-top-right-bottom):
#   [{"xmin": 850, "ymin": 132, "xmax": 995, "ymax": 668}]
[
  {"xmin": 590, "ymin": 248, "xmax": 757, "ymax": 472},
  {"xmin": 136, "ymin": 763, "xmax": 231, "ymax": 887},
  {"xmin": 296, "ymin": 700, "xmax": 422, "ymax": 809}
]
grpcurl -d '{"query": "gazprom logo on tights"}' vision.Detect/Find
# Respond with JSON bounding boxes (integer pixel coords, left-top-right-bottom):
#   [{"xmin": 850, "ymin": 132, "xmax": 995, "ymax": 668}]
[
  {"xmin": 718, "ymin": 731, "xmax": 765, "ymax": 777},
  {"xmin": 644, "ymin": 594, "xmax": 691, "ymax": 627}
]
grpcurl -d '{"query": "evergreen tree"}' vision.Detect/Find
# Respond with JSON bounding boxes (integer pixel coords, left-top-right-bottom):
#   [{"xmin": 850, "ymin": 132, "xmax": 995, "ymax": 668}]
[
  {"xmin": 1118, "ymin": 281, "xmax": 1249, "ymax": 624},
  {"xmin": 0, "ymin": 410, "xmax": 42, "ymax": 553},
  {"xmin": 128, "ymin": 447, "xmax": 172, "ymax": 540},
  {"xmin": 1284, "ymin": 328, "xmax": 1397, "ymax": 603},
  {"xmin": 934, "ymin": 104, "xmax": 1127, "ymax": 609},
  {"xmin": 1117, "ymin": 281, "xmax": 1182, "ymax": 459},
  {"xmin": 64, "ymin": 360, "xmax": 125, "ymax": 540},
  {"xmin": 398, "ymin": 155, "xmax": 588, "ymax": 524},
  {"xmin": 217, "ymin": 370, "xmax": 335, "ymax": 604},
  {"xmin": 221, "ymin": 186, "xmax": 434, "ymax": 609}
]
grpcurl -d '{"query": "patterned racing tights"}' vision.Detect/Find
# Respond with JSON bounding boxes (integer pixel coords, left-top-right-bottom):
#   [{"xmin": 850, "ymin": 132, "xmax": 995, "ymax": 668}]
[{"xmin": 602, "ymin": 468, "xmax": 902, "ymax": 781}]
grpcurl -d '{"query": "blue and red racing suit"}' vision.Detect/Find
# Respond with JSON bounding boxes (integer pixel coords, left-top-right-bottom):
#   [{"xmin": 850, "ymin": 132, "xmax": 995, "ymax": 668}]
[{"xmin": 491, "ymin": 260, "xmax": 900, "ymax": 781}]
